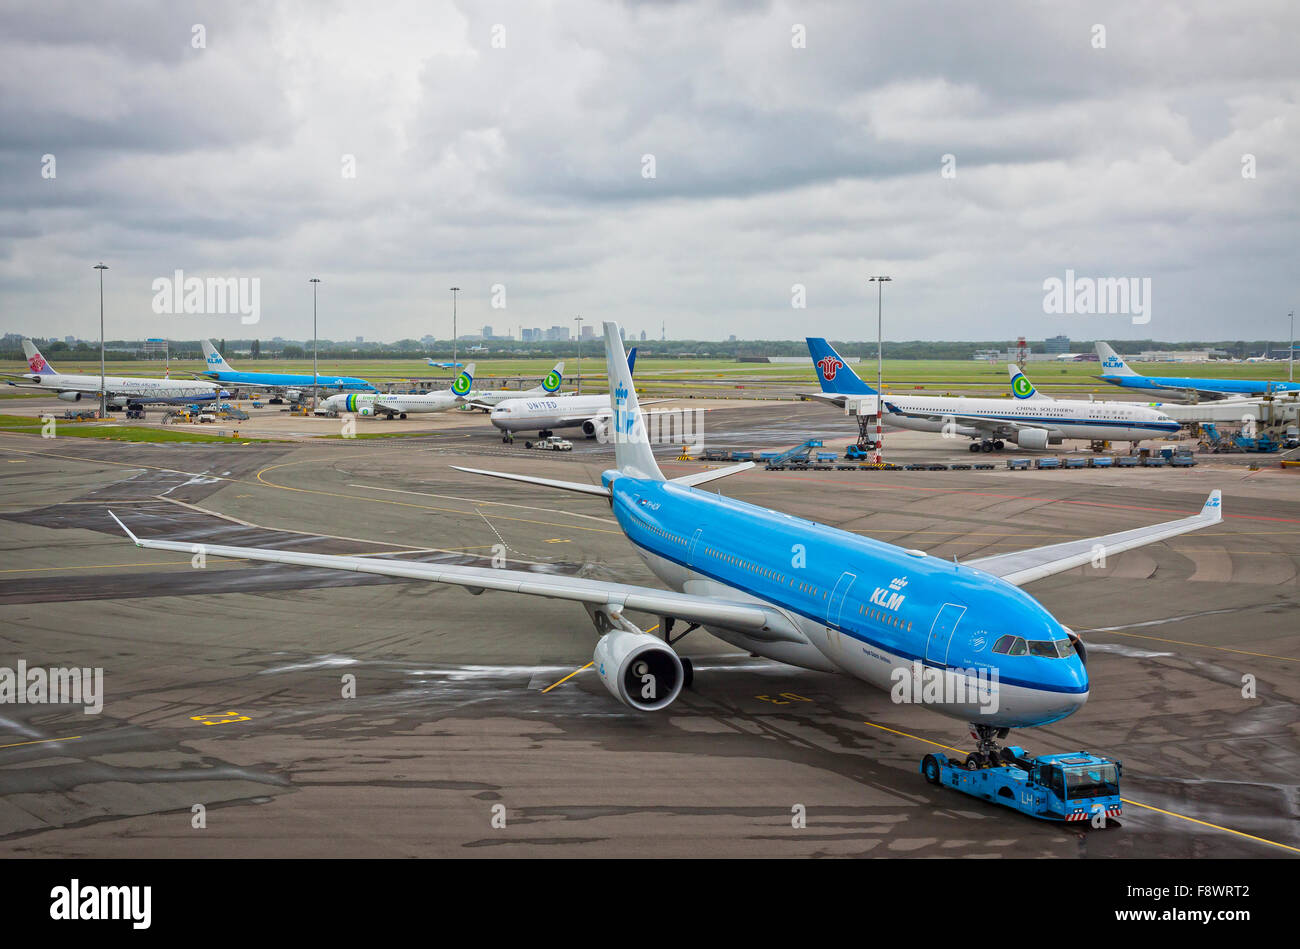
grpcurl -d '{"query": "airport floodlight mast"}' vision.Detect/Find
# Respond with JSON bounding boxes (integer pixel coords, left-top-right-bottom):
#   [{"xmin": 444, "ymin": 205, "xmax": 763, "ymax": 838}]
[
  {"xmin": 574, "ymin": 315, "xmax": 584, "ymax": 394},
  {"xmin": 450, "ymin": 287, "xmax": 460, "ymax": 372},
  {"xmin": 309, "ymin": 277, "xmax": 321, "ymax": 410},
  {"xmin": 93, "ymin": 262, "xmax": 108, "ymax": 418},
  {"xmin": 868, "ymin": 275, "xmax": 891, "ymax": 464},
  {"xmin": 1290, "ymin": 310, "xmax": 1294, "ymax": 382}
]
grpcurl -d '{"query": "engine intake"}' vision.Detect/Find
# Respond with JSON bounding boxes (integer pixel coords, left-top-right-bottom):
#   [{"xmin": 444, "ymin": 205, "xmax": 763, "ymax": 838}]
[
  {"xmin": 57, "ymin": 391, "xmax": 82, "ymax": 402},
  {"xmin": 1014, "ymin": 428, "xmax": 1050, "ymax": 450},
  {"xmin": 593, "ymin": 628, "xmax": 683, "ymax": 711}
]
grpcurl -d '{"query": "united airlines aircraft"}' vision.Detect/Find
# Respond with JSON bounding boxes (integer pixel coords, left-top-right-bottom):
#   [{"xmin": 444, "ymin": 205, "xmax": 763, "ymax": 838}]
[{"xmin": 111, "ymin": 322, "xmax": 1222, "ymax": 764}]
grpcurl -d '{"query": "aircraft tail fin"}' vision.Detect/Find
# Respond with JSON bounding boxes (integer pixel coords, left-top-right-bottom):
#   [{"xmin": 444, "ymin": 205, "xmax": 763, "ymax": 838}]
[
  {"xmin": 539, "ymin": 361, "xmax": 564, "ymax": 393},
  {"xmin": 1009, "ymin": 364, "xmax": 1051, "ymax": 400},
  {"xmin": 451, "ymin": 363, "xmax": 476, "ymax": 397},
  {"xmin": 22, "ymin": 339, "xmax": 55, "ymax": 374},
  {"xmin": 627, "ymin": 347, "xmax": 637, "ymax": 375},
  {"xmin": 201, "ymin": 340, "xmax": 235, "ymax": 374},
  {"xmin": 1095, "ymin": 342, "xmax": 1141, "ymax": 377},
  {"xmin": 806, "ymin": 338, "xmax": 875, "ymax": 394},
  {"xmin": 604, "ymin": 322, "xmax": 664, "ymax": 480}
]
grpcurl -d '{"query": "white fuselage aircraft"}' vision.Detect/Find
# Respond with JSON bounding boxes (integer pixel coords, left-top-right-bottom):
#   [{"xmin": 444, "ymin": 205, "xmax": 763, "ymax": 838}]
[
  {"xmin": 461, "ymin": 362, "xmax": 567, "ymax": 410},
  {"xmin": 320, "ymin": 364, "xmax": 476, "ymax": 419},
  {"xmin": 6, "ymin": 340, "xmax": 226, "ymax": 407},
  {"xmin": 808, "ymin": 339, "xmax": 1180, "ymax": 451}
]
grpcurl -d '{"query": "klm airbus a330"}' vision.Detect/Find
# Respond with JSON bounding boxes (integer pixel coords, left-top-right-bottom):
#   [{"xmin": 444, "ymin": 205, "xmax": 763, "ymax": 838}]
[
  {"xmin": 1096, "ymin": 341, "xmax": 1300, "ymax": 401},
  {"xmin": 200, "ymin": 340, "xmax": 376, "ymax": 400},
  {"xmin": 112, "ymin": 323, "xmax": 1222, "ymax": 763}
]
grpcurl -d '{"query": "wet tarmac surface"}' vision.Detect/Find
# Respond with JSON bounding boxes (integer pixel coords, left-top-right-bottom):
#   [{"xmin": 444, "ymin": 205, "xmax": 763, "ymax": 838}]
[{"xmin": 0, "ymin": 413, "xmax": 1296, "ymax": 857}]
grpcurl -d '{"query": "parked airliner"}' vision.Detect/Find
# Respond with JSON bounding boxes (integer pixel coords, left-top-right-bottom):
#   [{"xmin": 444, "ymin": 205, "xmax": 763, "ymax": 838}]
[
  {"xmin": 320, "ymin": 364, "xmax": 477, "ymax": 419},
  {"xmin": 4, "ymin": 340, "xmax": 226, "ymax": 408},
  {"xmin": 112, "ymin": 321, "xmax": 1223, "ymax": 765},
  {"xmin": 807, "ymin": 339, "xmax": 1181, "ymax": 451},
  {"xmin": 461, "ymin": 362, "xmax": 567, "ymax": 410},
  {"xmin": 1096, "ymin": 342, "xmax": 1300, "ymax": 401},
  {"xmin": 489, "ymin": 348, "xmax": 644, "ymax": 441},
  {"xmin": 200, "ymin": 340, "xmax": 376, "ymax": 401}
]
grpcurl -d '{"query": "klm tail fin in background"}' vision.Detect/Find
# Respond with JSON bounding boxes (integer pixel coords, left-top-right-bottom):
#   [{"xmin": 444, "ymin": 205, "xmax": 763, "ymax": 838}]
[
  {"xmin": 1095, "ymin": 342, "xmax": 1141, "ymax": 377},
  {"xmin": 805, "ymin": 338, "xmax": 875, "ymax": 395},
  {"xmin": 21, "ymin": 339, "xmax": 55, "ymax": 375},
  {"xmin": 451, "ymin": 363, "xmax": 477, "ymax": 397},
  {"xmin": 603, "ymin": 323, "xmax": 664, "ymax": 480},
  {"xmin": 201, "ymin": 340, "xmax": 235, "ymax": 374},
  {"xmin": 1009, "ymin": 365, "xmax": 1051, "ymax": 400},
  {"xmin": 626, "ymin": 347, "xmax": 637, "ymax": 375}
]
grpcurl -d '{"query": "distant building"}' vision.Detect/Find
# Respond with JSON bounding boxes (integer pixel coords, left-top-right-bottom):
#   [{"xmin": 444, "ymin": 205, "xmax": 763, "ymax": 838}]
[
  {"xmin": 582, "ymin": 324, "xmax": 596, "ymax": 339},
  {"xmin": 482, "ymin": 325, "xmax": 493, "ymax": 339},
  {"xmin": 355, "ymin": 336, "xmax": 364, "ymax": 344},
  {"xmin": 640, "ymin": 330, "xmax": 647, "ymax": 341},
  {"xmin": 1044, "ymin": 334, "xmax": 1070, "ymax": 354}
]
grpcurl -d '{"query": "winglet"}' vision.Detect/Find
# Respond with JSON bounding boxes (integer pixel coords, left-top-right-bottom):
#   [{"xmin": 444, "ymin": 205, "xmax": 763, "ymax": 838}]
[
  {"xmin": 108, "ymin": 510, "xmax": 140, "ymax": 545},
  {"xmin": 1201, "ymin": 489, "xmax": 1222, "ymax": 522}
]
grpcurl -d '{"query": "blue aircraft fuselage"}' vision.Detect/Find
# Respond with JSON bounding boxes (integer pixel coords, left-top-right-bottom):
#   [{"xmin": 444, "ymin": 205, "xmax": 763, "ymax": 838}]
[
  {"xmin": 602, "ymin": 472, "xmax": 1089, "ymax": 729},
  {"xmin": 1100, "ymin": 373, "xmax": 1300, "ymax": 398},
  {"xmin": 201, "ymin": 370, "xmax": 376, "ymax": 392}
]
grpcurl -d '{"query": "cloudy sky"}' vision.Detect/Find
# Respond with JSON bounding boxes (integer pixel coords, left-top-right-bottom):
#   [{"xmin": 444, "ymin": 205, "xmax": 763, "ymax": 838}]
[{"xmin": 2, "ymin": 0, "xmax": 1296, "ymax": 344}]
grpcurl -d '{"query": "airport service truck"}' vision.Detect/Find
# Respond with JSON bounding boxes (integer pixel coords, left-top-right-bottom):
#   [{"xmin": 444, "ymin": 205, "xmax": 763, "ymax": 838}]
[{"xmin": 921, "ymin": 747, "xmax": 1122, "ymax": 823}]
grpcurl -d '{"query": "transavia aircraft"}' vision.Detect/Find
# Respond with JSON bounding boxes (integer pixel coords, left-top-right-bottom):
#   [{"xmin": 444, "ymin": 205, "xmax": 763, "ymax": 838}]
[
  {"xmin": 319, "ymin": 364, "xmax": 477, "ymax": 419},
  {"xmin": 199, "ymin": 340, "xmax": 376, "ymax": 401},
  {"xmin": 111, "ymin": 321, "xmax": 1224, "ymax": 765},
  {"xmin": 807, "ymin": 338, "xmax": 1181, "ymax": 452},
  {"xmin": 1095, "ymin": 342, "xmax": 1300, "ymax": 402},
  {"xmin": 460, "ymin": 361, "xmax": 567, "ymax": 410},
  {"xmin": 4, "ymin": 340, "xmax": 227, "ymax": 407}
]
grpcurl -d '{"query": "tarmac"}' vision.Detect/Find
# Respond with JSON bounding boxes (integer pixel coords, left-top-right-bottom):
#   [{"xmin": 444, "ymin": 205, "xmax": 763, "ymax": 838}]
[{"xmin": 0, "ymin": 401, "xmax": 1296, "ymax": 857}]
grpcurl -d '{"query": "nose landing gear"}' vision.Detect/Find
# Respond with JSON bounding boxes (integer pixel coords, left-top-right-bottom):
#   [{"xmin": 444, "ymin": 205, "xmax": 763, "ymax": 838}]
[{"xmin": 963, "ymin": 724, "xmax": 1013, "ymax": 770}]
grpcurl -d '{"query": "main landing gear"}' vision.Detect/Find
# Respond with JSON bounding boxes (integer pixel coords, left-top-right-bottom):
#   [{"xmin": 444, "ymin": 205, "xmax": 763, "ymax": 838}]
[
  {"xmin": 968, "ymin": 439, "xmax": 1006, "ymax": 453},
  {"xmin": 660, "ymin": 617, "xmax": 700, "ymax": 689},
  {"xmin": 962, "ymin": 724, "xmax": 1015, "ymax": 770}
]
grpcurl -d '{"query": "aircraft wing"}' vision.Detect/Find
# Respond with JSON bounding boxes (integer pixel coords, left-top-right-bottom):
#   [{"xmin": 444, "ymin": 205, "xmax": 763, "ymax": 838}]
[
  {"xmin": 964, "ymin": 490, "xmax": 1222, "ymax": 586},
  {"xmin": 883, "ymin": 402, "xmax": 1048, "ymax": 438},
  {"xmin": 107, "ymin": 512, "xmax": 801, "ymax": 640}
]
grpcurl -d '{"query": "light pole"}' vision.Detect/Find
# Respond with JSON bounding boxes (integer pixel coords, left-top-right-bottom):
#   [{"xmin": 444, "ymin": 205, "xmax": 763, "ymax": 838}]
[
  {"xmin": 309, "ymin": 277, "xmax": 321, "ymax": 411},
  {"xmin": 574, "ymin": 315, "xmax": 584, "ymax": 394},
  {"xmin": 449, "ymin": 287, "xmax": 460, "ymax": 371},
  {"xmin": 1290, "ymin": 310, "xmax": 1294, "ymax": 383},
  {"xmin": 868, "ymin": 275, "xmax": 891, "ymax": 464},
  {"xmin": 93, "ymin": 263, "xmax": 108, "ymax": 417}
]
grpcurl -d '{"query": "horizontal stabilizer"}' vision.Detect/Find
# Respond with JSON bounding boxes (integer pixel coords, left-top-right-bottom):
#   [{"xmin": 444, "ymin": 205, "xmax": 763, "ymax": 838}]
[
  {"xmin": 669, "ymin": 461, "xmax": 755, "ymax": 488},
  {"xmin": 448, "ymin": 465, "xmax": 610, "ymax": 497}
]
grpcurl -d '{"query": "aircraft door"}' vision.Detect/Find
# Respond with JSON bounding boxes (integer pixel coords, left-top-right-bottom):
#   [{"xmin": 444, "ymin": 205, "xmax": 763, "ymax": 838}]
[
  {"xmin": 924, "ymin": 603, "xmax": 967, "ymax": 665},
  {"xmin": 827, "ymin": 571, "xmax": 857, "ymax": 627}
]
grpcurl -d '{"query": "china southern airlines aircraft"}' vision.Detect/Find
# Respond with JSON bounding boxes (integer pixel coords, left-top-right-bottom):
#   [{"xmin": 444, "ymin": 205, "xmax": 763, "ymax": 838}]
[
  {"xmin": 4, "ymin": 340, "xmax": 226, "ymax": 407},
  {"xmin": 320, "ymin": 364, "xmax": 476, "ymax": 419},
  {"xmin": 807, "ymin": 338, "xmax": 1180, "ymax": 451},
  {"xmin": 111, "ymin": 322, "xmax": 1223, "ymax": 765},
  {"xmin": 1096, "ymin": 342, "xmax": 1300, "ymax": 401},
  {"xmin": 200, "ymin": 340, "xmax": 376, "ymax": 400}
]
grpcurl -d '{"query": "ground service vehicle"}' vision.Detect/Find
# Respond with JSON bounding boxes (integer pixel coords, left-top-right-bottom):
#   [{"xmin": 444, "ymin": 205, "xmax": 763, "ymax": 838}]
[{"xmin": 922, "ymin": 747, "xmax": 1123, "ymax": 823}]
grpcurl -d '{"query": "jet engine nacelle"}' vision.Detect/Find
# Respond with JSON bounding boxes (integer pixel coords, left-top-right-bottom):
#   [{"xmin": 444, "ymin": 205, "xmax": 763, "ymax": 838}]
[
  {"xmin": 284, "ymin": 388, "xmax": 303, "ymax": 403},
  {"xmin": 57, "ymin": 391, "xmax": 82, "ymax": 402},
  {"xmin": 593, "ymin": 629, "xmax": 684, "ymax": 711},
  {"xmin": 356, "ymin": 403, "xmax": 375, "ymax": 417},
  {"xmin": 1014, "ymin": 428, "xmax": 1050, "ymax": 450},
  {"xmin": 582, "ymin": 417, "xmax": 610, "ymax": 440}
]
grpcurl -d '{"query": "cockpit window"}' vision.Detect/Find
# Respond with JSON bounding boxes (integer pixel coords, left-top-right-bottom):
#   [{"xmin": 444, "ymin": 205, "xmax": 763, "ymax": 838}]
[
  {"xmin": 1027, "ymin": 639, "xmax": 1074, "ymax": 658},
  {"xmin": 992, "ymin": 635, "xmax": 1028, "ymax": 656}
]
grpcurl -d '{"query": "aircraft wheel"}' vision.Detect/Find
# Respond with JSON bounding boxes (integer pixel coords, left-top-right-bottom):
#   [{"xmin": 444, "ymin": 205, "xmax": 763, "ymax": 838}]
[
  {"xmin": 922, "ymin": 754, "xmax": 942, "ymax": 785},
  {"xmin": 964, "ymin": 753, "xmax": 985, "ymax": 770},
  {"xmin": 981, "ymin": 441, "xmax": 995, "ymax": 453},
  {"xmin": 399, "ymin": 413, "xmax": 407, "ymax": 419},
  {"xmin": 525, "ymin": 441, "xmax": 533, "ymax": 449},
  {"xmin": 680, "ymin": 657, "xmax": 694, "ymax": 690},
  {"xmin": 968, "ymin": 442, "xmax": 981, "ymax": 453},
  {"xmin": 993, "ymin": 440, "xmax": 1005, "ymax": 451}
]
